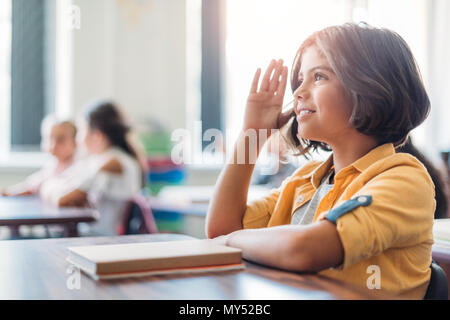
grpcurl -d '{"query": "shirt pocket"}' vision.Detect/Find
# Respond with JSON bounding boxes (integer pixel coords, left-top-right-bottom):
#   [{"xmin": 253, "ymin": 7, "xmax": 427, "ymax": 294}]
[{"xmin": 291, "ymin": 186, "xmax": 315, "ymax": 216}]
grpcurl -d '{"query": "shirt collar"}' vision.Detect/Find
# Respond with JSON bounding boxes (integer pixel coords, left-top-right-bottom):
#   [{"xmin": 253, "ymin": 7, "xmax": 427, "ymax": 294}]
[
  {"xmin": 351, "ymin": 143, "xmax": 395, "ymax": 172},
  {"xmin": 307, "ymin": 155, "xmax": 334, "ymax": 189},
  {"xmin": 302, "ymin": 143, "xmax": 395, "ymax": 189}
]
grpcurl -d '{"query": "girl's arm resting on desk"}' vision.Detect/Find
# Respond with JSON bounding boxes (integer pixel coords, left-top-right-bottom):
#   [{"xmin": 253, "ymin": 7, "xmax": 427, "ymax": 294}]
[
  {"xmin": 58, "ymin": 189, "xmax": 88, "ymax": 207},
  {"xmin": 223, "ymin": 221, "xmax": 344, "ymax": 272},
  {"xmin": 2, "ymin": 189, "xmax": 33, "ymax": 197},
  {"xmin": 58, "ymin": 159, "xmax": 122, "ymax": 207},
  {"xmin": 2, "ymin": 169, "xmax": 48, "ymax": 196}
]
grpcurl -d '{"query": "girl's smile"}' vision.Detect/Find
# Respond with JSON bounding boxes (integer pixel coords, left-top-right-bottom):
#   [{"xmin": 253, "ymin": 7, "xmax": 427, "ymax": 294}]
[{"xmin": 296, "ymin": 109, "xmax": 316, "ymax": 122}]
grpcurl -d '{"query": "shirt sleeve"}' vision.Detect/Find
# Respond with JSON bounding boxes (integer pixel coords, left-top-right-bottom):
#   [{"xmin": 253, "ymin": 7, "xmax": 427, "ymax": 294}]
[
  {"xmin": 242, "ymin": 186, "xmax": 282, "ymax": 229},
  {"xmin": 77, "ymin": 170, "xmax": 136, "ymax": 200},
  {"xmin": 332, "ymin": 163, "xmax": 436, "ymax": 270},
  {"xmin": 26, "ymin": 169, "xmax": 52, "ymax": 193},
  {"xmin": 5, "ymin": 169, "xmax": 49, "ymax": 195}
]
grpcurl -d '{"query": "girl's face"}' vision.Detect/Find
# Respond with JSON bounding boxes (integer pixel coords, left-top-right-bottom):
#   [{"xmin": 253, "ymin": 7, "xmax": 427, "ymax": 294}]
[
  {"xmin": 47, "ymin": 124, "xmax": 76, "ymax": 162},
  {"xmin": 293, "ymin": 45, "xmax": 354, "ymax": 146},
  {"xmin": 77, "ymin": 119, "xmax": 108, "ymax": 155}
]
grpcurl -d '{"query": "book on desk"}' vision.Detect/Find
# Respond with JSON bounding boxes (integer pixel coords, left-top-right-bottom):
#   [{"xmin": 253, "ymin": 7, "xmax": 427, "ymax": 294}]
[
  {"xmin": 434, "ymin": 219, "xmax": 450, "ymax": 243},
  {"xmin": 67, "ymin": 239, "xmax": 245, "ymax": 280}
]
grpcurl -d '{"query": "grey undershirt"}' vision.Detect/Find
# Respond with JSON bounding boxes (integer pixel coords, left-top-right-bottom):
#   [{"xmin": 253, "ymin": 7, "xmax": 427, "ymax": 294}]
[{"xmin": 290, "ymin": 170, "xmax": 335, "ymax": 225}]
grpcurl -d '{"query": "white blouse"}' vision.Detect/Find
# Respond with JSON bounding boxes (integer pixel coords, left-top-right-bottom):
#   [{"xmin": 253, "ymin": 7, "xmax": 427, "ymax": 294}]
[
  {"xmin": 40, "ymin": 147, "xmax": 142, "ymax": 235},
  {"xmin": 5, "ymin": 158, "xmax": 73, "ymax": 195}
]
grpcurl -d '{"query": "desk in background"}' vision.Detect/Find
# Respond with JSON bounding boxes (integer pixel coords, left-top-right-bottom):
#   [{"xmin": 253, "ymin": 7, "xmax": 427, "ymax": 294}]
[
  {"xmin": 148, "ymin": 196, "xmax": 208, "ymax": 238},
  {"xmin": 0, "ymin": 233, "xmax": 385, "ymax": 299},
  {"xmin": 0, "ymin": 196, "xmax": 99, "ymax": 238},
  {"xmin": 149, "ymin": 185, "xmax": 271, "ymax": 238}
]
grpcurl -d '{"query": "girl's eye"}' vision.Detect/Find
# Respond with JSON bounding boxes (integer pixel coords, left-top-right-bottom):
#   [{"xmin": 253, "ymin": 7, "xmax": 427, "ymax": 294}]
[{"xmin": 314, "ymin": 73, "xmax": 326, "ymax": 82}]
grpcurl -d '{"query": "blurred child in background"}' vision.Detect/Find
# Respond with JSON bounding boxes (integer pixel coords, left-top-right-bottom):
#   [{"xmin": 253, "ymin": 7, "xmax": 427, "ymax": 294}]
[
  {"xmin": 2, "ymin": 115, "xmax": 77, "ymax": 196},
  {"xmin": 40, "ymin": 101, "xmax": 145, "ymax": 236}
]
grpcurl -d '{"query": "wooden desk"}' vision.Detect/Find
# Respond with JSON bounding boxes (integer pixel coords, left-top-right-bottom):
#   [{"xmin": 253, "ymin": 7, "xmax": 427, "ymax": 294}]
[
  {"xmin": 0, "ymin": 196, "xmax": 99, "ymax": 237},
  {"xmin": 149, "ymin": 196, "xmax": 208, "ymax": 217},
  {"xmin": 0, "ymin": 233, "xmax": 381, "ymax": 299},
  {"xmin": 150, "ymin": 185, "xmax": 272, "ymax": 217}
]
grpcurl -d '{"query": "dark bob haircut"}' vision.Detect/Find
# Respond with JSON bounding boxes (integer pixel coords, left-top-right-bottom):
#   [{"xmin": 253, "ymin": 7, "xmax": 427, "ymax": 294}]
[
  {"xmin": 84, "ymin": 100, "xmax": 139, "ymax": 161},
  {"xmin": 286, "ymin": 22, "xmax": 430, "ymax": 157}
]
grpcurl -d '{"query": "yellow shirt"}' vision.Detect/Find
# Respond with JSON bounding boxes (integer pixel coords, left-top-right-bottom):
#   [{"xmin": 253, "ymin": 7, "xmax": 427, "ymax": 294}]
[{"xmin": 242, "ymin": 143, "xmax": 435, "ymax": 299}]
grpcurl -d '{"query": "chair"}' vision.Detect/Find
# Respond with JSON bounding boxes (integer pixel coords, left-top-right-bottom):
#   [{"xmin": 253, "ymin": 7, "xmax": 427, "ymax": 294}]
[
  {"xmin": 424, "ymin": 260, "xmax": 448, "ymax": 300},
  {"xmin": 118, "ymin": 194, "xmax": 158, "ymax": 235}
]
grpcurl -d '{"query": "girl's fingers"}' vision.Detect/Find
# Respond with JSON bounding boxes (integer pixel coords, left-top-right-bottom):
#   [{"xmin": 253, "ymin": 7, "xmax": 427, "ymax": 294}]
[
  {"xmin": 260, "ymin": 59, "xmax": 277, "ymax": 92},
  {"xmin": 269, "ymin": 59, "xmax": 284, "ymax": 92},
  {"xmin": 275, "ymin": 66, "xmax": 288, "ymax": 97},
  {"xmin": 250, "ymin": 68, "xmax": 262, "ymax": 94}
]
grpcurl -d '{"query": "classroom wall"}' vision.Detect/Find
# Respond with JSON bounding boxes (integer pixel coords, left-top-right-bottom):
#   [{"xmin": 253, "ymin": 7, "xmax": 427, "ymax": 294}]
[
  {"xmin": 71, "ymin": 0, "xmax": 187, "ymax": 131},
  {"xmin": 0, "ymin": 169, "xmax": 38, "ymax": 188}
]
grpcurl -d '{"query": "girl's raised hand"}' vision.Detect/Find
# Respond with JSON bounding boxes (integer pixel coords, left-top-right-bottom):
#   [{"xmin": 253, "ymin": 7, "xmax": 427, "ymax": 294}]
[{"xmin": 243, "ymin": 59, "xmax": 289, "ymax": 132}]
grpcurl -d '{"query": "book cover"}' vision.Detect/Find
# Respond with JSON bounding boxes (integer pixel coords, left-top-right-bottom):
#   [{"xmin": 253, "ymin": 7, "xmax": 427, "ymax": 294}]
[{"xmin": 67, "ymin": 239, "xmax": 244, "ymax": 279}]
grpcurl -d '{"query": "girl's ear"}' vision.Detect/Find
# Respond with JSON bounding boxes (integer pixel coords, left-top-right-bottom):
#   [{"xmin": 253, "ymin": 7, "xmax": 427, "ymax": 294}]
[
  {"xmin": 95, "ymin": 130, "xmax": 111, "ymax": 147},
  {"xmin": 91, "ymin": 129, "xmax": 103, "ymax": 141}
]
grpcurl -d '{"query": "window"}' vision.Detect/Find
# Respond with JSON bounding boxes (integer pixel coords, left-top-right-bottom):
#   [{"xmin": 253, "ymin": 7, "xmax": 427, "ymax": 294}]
[
  {"xmin": 422, "ymin": 0, "xmax": 450, "ymax": 158},
  {"xmin": 0, "ymin": 0, "xmax": 12, "ymax": 156},
  {"xmin": 10, "ymin": 0, "xmax": 48, "ymax": 151},
  {"xmin": 186, "ymin": 0, "xmax": 225, "ymax": 157},
  {"xmin": 0, "ymin": 0, "xmax": 71, "ymax": 160}
]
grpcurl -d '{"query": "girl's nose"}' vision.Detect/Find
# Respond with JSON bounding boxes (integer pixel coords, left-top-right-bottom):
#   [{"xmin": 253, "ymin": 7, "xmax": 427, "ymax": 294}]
[{"xmin": 293, "ymin": 86, "xmax": 309, "ymax": 112}]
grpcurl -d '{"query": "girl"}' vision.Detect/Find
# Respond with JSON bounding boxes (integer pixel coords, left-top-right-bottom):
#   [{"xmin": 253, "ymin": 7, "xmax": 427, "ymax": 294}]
[
  {"xmin": 40, "ymin": 101, "xmax": 144, "ymax": 236},
  {"xmin": 2, "ymin": 115, "xmax": 77, "ymax": 197},
  {"xmin": 206, "ymin": 23, "xmax": 435, "ymax": 299}
]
